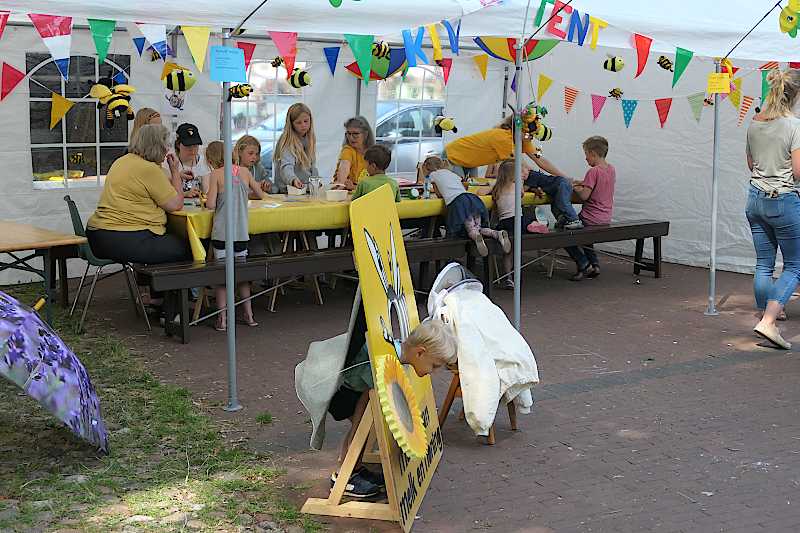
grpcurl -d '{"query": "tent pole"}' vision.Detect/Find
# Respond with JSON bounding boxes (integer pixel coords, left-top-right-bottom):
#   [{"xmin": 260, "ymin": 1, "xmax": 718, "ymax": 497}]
[
  {"xmin": 705, "ymin": 60, "xmax": 721, "ymax": 317},
  {"xmin": 512, "ymin": 43, "xmax": 523, "ymax": 330},
  {"xmin": 222, "ymin": 29, "xmax": 242, "ymax": 411}
]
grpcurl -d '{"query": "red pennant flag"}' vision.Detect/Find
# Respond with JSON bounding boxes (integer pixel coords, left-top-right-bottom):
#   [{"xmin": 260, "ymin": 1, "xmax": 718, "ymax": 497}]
[
  {"xmin": 438, "ymin": 58, "xmax": 452, "ymax": 85},
  {"xmin": 236, "ymin": 41, "xmax": 256, "ymax": 71},
  {"xmin": 632, "ymin": 33, "xmax": 652, "ymax": 78},
  {"xmin": 564, "ymin": 86, "xmax": 578, "ymax": 114},
  {"xmin": 0, "ymin": 11, "xmax": 9, "ymax": 40},
  {"xmin": 1, "ymin": 62, "xmax": 25, "ymax": 100},
  {"xmin": 269, "ymin": 31, "xmax": 297, "ymax": 76},
  {"xmin": 655, "ymin": 98, "xmax": 672, "ymax": 128},
  {"xmin": 790, "ymin": 62, "xmax": 800, "ymax": 69}
]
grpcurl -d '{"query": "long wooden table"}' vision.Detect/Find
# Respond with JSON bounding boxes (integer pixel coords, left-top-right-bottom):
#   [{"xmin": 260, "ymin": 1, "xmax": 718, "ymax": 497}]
[{"xmin": 0, "ymin": 221, "xmax": 86, "ymax": 322}]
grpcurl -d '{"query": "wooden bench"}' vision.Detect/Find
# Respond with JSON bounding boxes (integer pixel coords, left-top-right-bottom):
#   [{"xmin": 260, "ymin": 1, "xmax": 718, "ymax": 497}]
[
  {"xmin": 471, "ymin": 220, "xmax": 670, "ymax": 297},
  {"xmin": 134, "ymin": 237, "xmax": 471, "ymax": 343}
]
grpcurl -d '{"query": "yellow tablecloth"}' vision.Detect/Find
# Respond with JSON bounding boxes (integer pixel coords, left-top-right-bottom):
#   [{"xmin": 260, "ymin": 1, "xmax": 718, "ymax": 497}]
[{"xmin": 169, "ymin": 193, "xmax": 547, "ymax": 261}]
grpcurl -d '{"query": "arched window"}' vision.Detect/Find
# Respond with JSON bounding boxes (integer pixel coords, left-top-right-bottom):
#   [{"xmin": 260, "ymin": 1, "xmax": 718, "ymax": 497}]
[{"xmin": 28, "ymin": 53, "xmax": 131, "ymax": 190}]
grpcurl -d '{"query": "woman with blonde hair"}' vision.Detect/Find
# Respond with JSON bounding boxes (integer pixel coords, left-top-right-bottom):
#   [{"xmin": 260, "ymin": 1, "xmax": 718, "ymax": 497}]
[
  {"xmin": 747, "ymin": 69, "xmax": 800, "ymax": 349},
  {"xmin": 332, "ymin": 116, "xmax": 375, "ymax": 191},
  {"xmin": 234, "ymin": 134, "xmax": 272, "ymax": 192},
  {"xmin": 129, "ymin": 108, "xmax": 161, "ymax": 143},
  {"xmin": 273, "ymin": 103, "xmax": 318, "ymax": 193}
]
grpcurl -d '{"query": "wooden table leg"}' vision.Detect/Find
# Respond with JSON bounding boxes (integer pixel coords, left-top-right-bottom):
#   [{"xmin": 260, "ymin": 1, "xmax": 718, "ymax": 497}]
[
  {"xmin": 58, "ymin": 258, "xmax": 68, "ymax": 307},
  {"xmin": 43, "ymin": 249, "xmax": 53, "ymax": 323},
  {"xmin": 508, "ymin": 401, "xmax": 518, "ymax": 431}
]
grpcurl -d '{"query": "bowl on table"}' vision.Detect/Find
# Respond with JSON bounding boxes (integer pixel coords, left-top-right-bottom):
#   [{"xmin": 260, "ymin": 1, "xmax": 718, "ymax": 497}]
[
  {"xmin": 326, "ymin": 189, "xmax": 349, "ymax": 202},
  {"xmin": 287, "ymin": 184, "xmax": 307, "ymax": 196}
]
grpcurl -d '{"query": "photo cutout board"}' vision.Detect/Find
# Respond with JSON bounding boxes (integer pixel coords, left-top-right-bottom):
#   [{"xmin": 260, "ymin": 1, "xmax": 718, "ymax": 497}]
[{"xmin": 350, "ymin": 185, "xmax": 444, "ymax": 532}]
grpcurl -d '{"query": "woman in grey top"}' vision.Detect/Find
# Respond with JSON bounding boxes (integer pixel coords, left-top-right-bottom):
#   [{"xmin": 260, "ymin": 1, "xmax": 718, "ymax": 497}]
[
  {"xmin": 273, "ymin": 103, "xmax": 319, "ymax": 193},
  {"xmin": 747, "ymin": 69, "xmax": 800, "ymax": 349}
]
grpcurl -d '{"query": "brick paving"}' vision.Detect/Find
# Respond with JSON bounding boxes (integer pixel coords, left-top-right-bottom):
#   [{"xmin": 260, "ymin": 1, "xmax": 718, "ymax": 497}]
[{"xmin": 89, "ymin": 255, "xmax": 800, "ymax": 533}]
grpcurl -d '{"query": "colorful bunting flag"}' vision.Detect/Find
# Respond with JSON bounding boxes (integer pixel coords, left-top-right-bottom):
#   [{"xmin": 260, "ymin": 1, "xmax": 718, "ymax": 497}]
[
  {"xmin": 132, "ymin": 36, "xmax": 146, "ymax": 57},
  {"xmin": 1, "ymin": 62, "xmax": 25, "ymax": 100},
  {"xmin": 687, "ymin": 92, "xmax": 705, "ymax": 123},
  {"xmin": 672, "ymin": 47, "xmax": 693, "ymax": 88},
  {"xmin": 182, "ymin": 26, "xmax": 211, "ymax": 71},
  {"xmin": 0, "ymin": 11, "xmax": 9, "ymax": 41},
  {"xmin": 759, "ymin": 61, "xmax": 780, "ymax": 70},
  {"xmin": 29, "ymin": 14, "xmax": 73, "ymax": 80},
  {"xmin": 323, "ymin": 46, "xmax": 340, "ymax": 75},
  {"xmin": 564, "ymin": 86, "xmax": 578, "ymax": 114},
  {"xmin": 136, "ymin": 23, "xmax": 167, "ymax": 60},
  {"xmin": 537, "ymin": 73, "xmax": 553, "ymax": 102},
  {"xmin": 438, "ymin": 58, "xmax": 452, "ymax": 85},
  {"xmin": 50, "ymin": 93, "xmax": 74, "ymax": 129},
  {"xmin": 632, "ymin": 33, "xmax": 652, "ymax": 79},
  {"xmin": 402, "ymin": 27, "xmax": 428, "ymax": 67},
  {"xmin": 236, "ymin": 41, "xmax": 256, "ymax": 71},
  {"xmin": 591, "ymin": 94, "xmax": 606, "ymax": 122},
  {"xmin": 112, "ymin": 71, "xmax": 127, "ymax": 84},
  {"xmin": 510, "ymin": 71, "xmax": 517, "ymax": 93},
  {"xmin": 729, "ymin": 78, "xmax": 742, "ymax": 109},
  {"xmin": 473, "ymin": 54, "xmax": 488, "ymax": 80},
  {"xmin": 762, "ymin": 69, "xmax": 770, "ymax": 104},
  {"xmin": 269, "ymin": 31, "xmax": 298, "ymax": 76},
  {"xmin": 427, "ymin": 23, "xmax": 443, "ymax": 62},
  {"xmin": 441, "ymin": 19, "xmax": 461, "ymax": 55},
  {"xmin": 621, "ymin": 99, "xmax": 638, "ymax": 128},
  {"xmin": 87, "ymin": 19, "xmax": 115, "ymax": 64},
  {"xmin": 791, "ymin": 62, "xmax": 800, "ymax": 69},
  {"xmin": 344, "ymin": 34, "xmax": 374, "ymax": 84},
  {"xmin": 738, "ymin": 96, "xmax": 754, "ymax": 126},
  {"xmin": 655, "ymin": 98, "xmax": 672, "ymax": 128}
]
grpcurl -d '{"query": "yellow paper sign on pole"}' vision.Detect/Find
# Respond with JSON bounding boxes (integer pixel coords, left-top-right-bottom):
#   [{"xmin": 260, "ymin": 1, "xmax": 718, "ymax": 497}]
[{"xmin": 707, "ymin": 73, "xmax": 731, "ymax": 94}]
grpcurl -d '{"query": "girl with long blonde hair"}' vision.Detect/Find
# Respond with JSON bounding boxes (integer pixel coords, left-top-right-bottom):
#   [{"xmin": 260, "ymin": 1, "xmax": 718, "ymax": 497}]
[
  {"xmin": 129, "ymin": 108, "xmax": 161, "ymax": 145},
  {"xmin": 273, "ymin": 103, "xmax": 318, "ymax": 193}
]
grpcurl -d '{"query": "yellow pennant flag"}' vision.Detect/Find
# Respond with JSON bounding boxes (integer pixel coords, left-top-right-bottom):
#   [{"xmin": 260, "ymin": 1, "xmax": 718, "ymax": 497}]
[
  {"xmin": 426, "ymin": 23, "xmax": 443, "ymax": 62},
  {"xmin": 182, "ymin": 25, "xmax": 211, "ymax": 71},
  {"xmin": 50, "ymin": 93, "xmax": 74, "ymax": 129},
  {"xmin": 537, "ymin": 73, "xmax": 553, "ymax": 102},
  {"xmin": 473, "ymin": 54, "xmax": 488, "ymax": 80},
  {"xmin": 729, "ymin": 77, "xmax": 742, "ymax": 110}
]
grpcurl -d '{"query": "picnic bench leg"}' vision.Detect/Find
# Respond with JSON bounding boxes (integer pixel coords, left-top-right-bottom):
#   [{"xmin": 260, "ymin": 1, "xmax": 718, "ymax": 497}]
[
  {"xmin": 482, "ymin": 255, "xmax": 493, "ymax": 299},
  {"xmin": 439, "ymin": 373, "xmax": 461, "ymax": 426},
  {"xmin": 163, "ymin": 291, "xmax": 176, "ymax": 338},
  {"xmin": 58, "ymin": 258, "xmax": 68, "ymax": 307},
  {"xmin": 634, "ymin": 238, "xmax": 644, "ymax": 276},
  {"xmin": 653, "ymin": 236, "xmax": 662, "ymax": 278},
  {"xmin": 180, "ymin": 288, "xmax": 190, "ymax": 344},
  {"xmin": 507, "ymin": 401, "xmax": 518, "ymax": 431}
]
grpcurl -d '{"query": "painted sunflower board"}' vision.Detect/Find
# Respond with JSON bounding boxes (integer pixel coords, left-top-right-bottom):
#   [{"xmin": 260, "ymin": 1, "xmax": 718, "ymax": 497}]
[{"xmin": 349, "ymin": 185, "xmax": 444, "ymax": 532}]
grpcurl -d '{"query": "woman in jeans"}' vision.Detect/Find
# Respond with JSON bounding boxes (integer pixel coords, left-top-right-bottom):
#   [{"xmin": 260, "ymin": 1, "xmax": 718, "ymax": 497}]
[{"xmin": 747, "ymin": 69, "xmax": 800, "ymax": 349}]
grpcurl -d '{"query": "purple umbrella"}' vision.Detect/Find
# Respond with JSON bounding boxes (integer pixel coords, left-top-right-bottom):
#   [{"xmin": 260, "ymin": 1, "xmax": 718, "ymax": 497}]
[{"xmin": 0, "ymin": 291, "xmax": 109, "ymax": 453}]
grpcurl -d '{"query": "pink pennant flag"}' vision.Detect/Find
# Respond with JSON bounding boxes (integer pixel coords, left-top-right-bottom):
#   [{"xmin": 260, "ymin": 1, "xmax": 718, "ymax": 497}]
[
  {"xmin": 236, "ymin": 41, "xmax": 257, "ymax": 71},
  {"xmin": 29, "ymin": 14, "xmax": 73, "ymax": 80},
  {"xmin": 269, "ymin": 31, "xmax": 298, "ymax": 76},
  {"xmin": 1, "ymin": 62, "xmax": 25, "ymax": 100},
  {"xmin": 738, "ymin": 95, "xmax": 754, "ymax": 127},
  {"xmin": 0, "ymin": 11, "xmax": 9, "ymax": 40},
  {"xmin": 591, "ymin": 94, "xmax": 607, "ymax": 122},
  {"xmin": 438, "ymin": 58, "xmax": 453, "ymax": 85},
  {"xmin": 564, "ymin": 86, "xmax": 578, "ymax": 114},
  {"xmin": 632, "ymin": 33, "xmax": 652, "ymax": 79},
  {"xmin": 655, "ymin": 98, "xmax": 672, "ymax": 128}
]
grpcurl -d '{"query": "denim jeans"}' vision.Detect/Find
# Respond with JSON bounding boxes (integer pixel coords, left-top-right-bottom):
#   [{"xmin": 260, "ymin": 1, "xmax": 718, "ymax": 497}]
[
  {"xmin": 746, "ymin": 185, "xmax": 800, "ymax": 308},
  {"xmin": 566, "ymin": 243, "xmax": 598, "ymax": 271},
  {"xmin": 524, "ymin": 170, "xmax": 579, "ymax": 222}
]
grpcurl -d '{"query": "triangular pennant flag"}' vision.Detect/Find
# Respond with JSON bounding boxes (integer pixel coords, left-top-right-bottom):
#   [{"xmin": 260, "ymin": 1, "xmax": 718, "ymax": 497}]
[
  {"xmin": 427, "ymin": 24, "xmax": 443, "ymax": 62},
  {"xmin": 132, "ymin": 36, "xmax": 146, "ymax": 57},
  {"xmin": 1, "ymin": 62, "xmax": 25, "ymax": 100},
  {"xmin": 759, "ymin": 61, "xmax": 780, "ymax": 70},
  {"xmin": 511, "ymin": 72, "xmax": 518, "ymax": 93},
  {"xmin": 591, "ymin": 94, "xmax": 607, "ymax": 122},
  {"xmin": 236, "ymin": 41, "xmax": 256, "ymax": 71},
  {"xmin": 729, "ymin": 78, "xmax": 742, "ymax": 110},
  {"xmin": 473, "ymin": 54, "xmax": 488, "ymax": 80},
  {"xmin": 50, "ymin": 93, "xmax": 74, "ymax": 129},
  {"xmin": 269, "ymin": 31, "xmax": 298, "ymax": 76},
  {"xmin": 762, "ymin": 69, "xmax": 770, "ymax": 104},
  {"xmin": 324, "ymin": 46, "xmax": 340, "ymax": 75},
  {"xmin": 687, "ymin": 92, "xmax": 705, "ymax": 123},
  {"xmin": 29, "ymin": 14, "xmax": 73, "ymax": 80},
  {"xmin": 441, "ymin": 19, "xmax": 461, "ymax": 55},
  {"xmin": 564, "ymin": 86, "xmax": 578, "ymax": 114},
  {"xmin": 655, "ymin": 98, "xmax": 672, "ymax": 128},
  {"xmin": 738, "ymin": 96, "xmax": 754, "ymax": 127},
  {"xmin": 112, "ymin": 70, "xmax": 127, "ymax": 84},
  {"xmin": 537, "ymin": 73, "xmax": 553, "ymax": 102},
  {"xmin": 88, "ymin": 19, "xmax": 115, "ymax": 64},
  {"xmin": 438, "ymin": 58, "xmax": 452, "ymax": 85},
  {"xmin": 182, "ymin": 26, "xmax": 211, "ymax": 71},
  {"xmin": 791, "ymin": 62, "xmax": 800, "ymax": 69},
  {"xmin": 136, "ymin": 23, "xmax": 167, "ymax": 60},
  {"xmin": 672, "ymin": 47, "xmax": 693, "ymax": 88},
  {"xmin": 344, "ymin": 34, "xmax": 374, "ymax": 84},
  {"xmin": 632, "ymin": 33, "xmax": 652, "ymax": 78},
  {"xmin": 0, "ymin": 11, "xmax": 9, "ymax": 41},
  {"xmin": 621, "ymin": 99, "xmax": 638, "ymax": 128}
]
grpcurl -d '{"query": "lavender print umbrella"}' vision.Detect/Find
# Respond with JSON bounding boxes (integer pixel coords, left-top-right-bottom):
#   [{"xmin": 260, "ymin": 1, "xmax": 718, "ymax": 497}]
[{"xmin": 0, "ymin": 291, "xmax": 108, "ymax": 453}]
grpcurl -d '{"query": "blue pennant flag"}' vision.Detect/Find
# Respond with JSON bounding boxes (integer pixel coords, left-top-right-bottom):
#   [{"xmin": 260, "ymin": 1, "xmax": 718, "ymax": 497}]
[
  {"xmin": 112, "ymin": 71, "xmax": 127, "ymax": 84},
  {"xmin": 323, "ymin": 46, "xmax": 340, "ymax": 75},
  {"xmin": 132, "ymin": 37, "xmax": 146, "ymax": 57}
]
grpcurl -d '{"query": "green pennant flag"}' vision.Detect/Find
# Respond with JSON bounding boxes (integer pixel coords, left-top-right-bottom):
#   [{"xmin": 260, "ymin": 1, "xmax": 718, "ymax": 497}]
[
  {"xmin": 672, "ymin": 47, "xmax": 693, "ymax": 88},
  {"xmin": 88, "ymin": 19, "xmax": 116, "ymax": 64},
  {"xmin": 762, "ymin": 69, "xmax": 770, "ymax": 104},
  {"xmin": 687, "ymin": 92, "xmax": 705, "ymax": 123},
  {"xmin": 344, "ymin": 34, "xmax": 374, "ymax": 85}
]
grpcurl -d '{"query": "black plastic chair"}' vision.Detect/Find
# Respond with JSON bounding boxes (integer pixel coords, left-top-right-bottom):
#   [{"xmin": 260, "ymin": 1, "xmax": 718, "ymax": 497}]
[{"xmin": 64, "ymin": 195, "xmax": 151, "ymax": 333}]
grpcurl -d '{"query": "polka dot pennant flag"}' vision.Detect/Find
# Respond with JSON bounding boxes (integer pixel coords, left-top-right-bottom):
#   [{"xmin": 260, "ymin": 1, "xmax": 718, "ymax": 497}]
[{"xmin": 621, "ymin": 99, "xmax": 638, "ymax": 128}]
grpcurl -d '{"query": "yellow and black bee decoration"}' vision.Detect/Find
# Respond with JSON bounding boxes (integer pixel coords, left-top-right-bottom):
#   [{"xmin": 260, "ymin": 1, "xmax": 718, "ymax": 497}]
[
  {"xmin": 657, "ymin": 55, "xmax": 674, "ymax": 72},
  {"xmin": 289, "ymin": 68, "xmax": 311, "ymax": 88},
  {"xmin": 534, "ymin": 123, "xmax": 552, "ymax": 142},
  {"xmin": 603, "ymin": 56, "xmax": 624, "ymax": 72},
  {"xmin": 68, "ymin": 152, "xmax": 84, "ymax": 165},
  {"xmin": 90, "ymin": 77, "xmax": 136, "ymax": 129},
  {"xmin": 608, "ymin": 87, "xmax": 623, "ymax": 100},
  {"xmin": 372, "ymin": 41, "xmax": 391, "ymax": 60},
  {"xmin": 703, "ymin": 97, "xmax": 714, "ymax": 107},
  {"xmin": 271, "ymin": 56, "xmax": 284, "ymax": 68},
  {"xmin": 228, "ymin": 83, "xmax": 253, "ymax": 101},
  {"xmin": 164, "ymin": 68, "xmax": 196, "ymax": 92},
  {"xmin": 149, "ymin": 48, "xmax": 161, "ymax": 62}
]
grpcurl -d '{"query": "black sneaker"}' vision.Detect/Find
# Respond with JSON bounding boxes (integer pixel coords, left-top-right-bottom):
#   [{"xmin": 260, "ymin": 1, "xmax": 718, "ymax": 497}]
[
  {"xmin": 330, "ymin": 471, "xmax": 380, "ymax": 498},
  {"xmin": 356, "ymin": 466, "xmax": 385, "ymax": 488}
]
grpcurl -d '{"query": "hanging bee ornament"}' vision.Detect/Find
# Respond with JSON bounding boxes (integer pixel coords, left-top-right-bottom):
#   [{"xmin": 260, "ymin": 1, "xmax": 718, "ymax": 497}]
[
  {"xmin": 372, "ymin": 41, "xmax": 391, "ymax": 60},
  {"xmin": 657, "ymin": 55, "xmax": 674, "ymax": 72},
  {"xmin": 534, "ymin": 123, "xmax": 552, "ymax": 141},
  {"xmin": 163, "ymin": 67, "xmax": 196, "ymax": 110},
  {"xmin": 609, "ymin": 87, "xmax": 623, "ymax": 100},
  {"xmin": 703, "ymin": 97, "xmax": 714, "ymax": 107},
  {"xmin": 271, "ymin": 56, "xmax": 284, "ymax": 68},
  {"xmin": 289, "ymin": 68, "xmax": 311, "ymax": 88},
  {"xmin": 90, "ymin": 77, "xmax": 136, "ymax": 129},
  {"xmin": 780, "ymin": 2, "xmax": 800, "ymax": 38},
  {"xmin": 603, "ymin": 55, "xmax": 624, "ymax": 72},
  {"xmin": 68, "ymin": 153, "xmax": 84, "ymax": 165},
  {"xmin": 228, "ymin": 83, "xmax": 253, "ymax": 101}
]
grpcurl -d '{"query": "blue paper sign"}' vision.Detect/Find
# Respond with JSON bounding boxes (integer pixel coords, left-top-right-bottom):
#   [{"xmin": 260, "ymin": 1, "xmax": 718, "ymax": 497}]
[{"xmin": 209, "ymin": 46, "xmax": 247, "ymax": 83}]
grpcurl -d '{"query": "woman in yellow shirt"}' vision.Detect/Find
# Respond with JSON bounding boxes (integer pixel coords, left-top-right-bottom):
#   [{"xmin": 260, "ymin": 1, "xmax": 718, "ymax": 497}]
[{"xmin": 332, "ymin": 116, "xmax": 374, "ymax": 191}]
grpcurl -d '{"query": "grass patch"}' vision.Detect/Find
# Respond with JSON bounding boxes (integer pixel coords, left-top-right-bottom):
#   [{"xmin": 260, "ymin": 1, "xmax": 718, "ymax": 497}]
[
  {"xmin": 256, "ymin": 412, "xmax": 274, "ymax": 425},
  {"xmin": 0, "ymin": 284, "xmax": 319, "ymax": 532}
]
